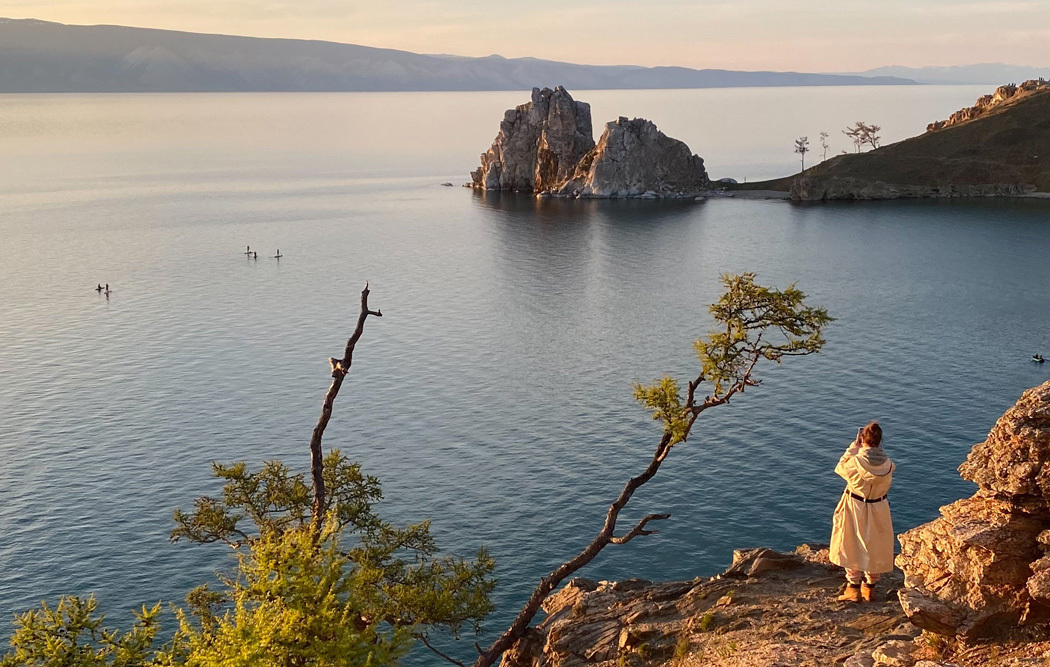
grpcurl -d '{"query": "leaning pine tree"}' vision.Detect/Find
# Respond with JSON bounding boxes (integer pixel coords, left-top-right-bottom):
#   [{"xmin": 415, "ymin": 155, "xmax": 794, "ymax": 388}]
[{"xmin": 471, "ymin": 273, "xmax": 831, "ymax": 667}]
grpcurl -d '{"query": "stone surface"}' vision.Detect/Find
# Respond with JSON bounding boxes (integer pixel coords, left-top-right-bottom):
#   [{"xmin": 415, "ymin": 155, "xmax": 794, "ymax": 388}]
[
  {"xmin": 871, "ymin": 639, "xmax": 919, "ymax": 666},
  {"xmin": 499, "ymin": 547, "xmax": 910, "ymax": 666},
  {"xmin": 958, "ymin": 382, "xmax": 1050, "ymax": 503},
  {"xmin": 556, "ymin": 117, "xmax": 709, "ymax": 198},
  {"xmin": 845, "ymin": 651, "xmax": 876, "ymax": 667},
  {"xmin": 895, "ymin": 381, "xmax": 1050, "ymax": 637},
  {"xmin": 722, "ymin": 546, "xmax": 804, "ymax": 579},
  {"xmin": 470, "ymin": 86, "xmax": 594, "ymax": 192},
  {"xmin": 927, "ymin": 79, "xmax": 1048, "ymax": 131}
]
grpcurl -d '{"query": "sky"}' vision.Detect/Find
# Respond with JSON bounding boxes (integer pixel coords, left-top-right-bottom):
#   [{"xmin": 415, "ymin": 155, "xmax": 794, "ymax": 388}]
[{"xmin": 4, "ymin": 0, "xmax": 1049, "ymax": 71}]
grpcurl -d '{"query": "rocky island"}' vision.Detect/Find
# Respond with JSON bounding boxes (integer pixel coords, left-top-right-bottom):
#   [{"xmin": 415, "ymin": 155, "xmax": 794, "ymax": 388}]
[
  {"xmin": 470, "ymin": 86, "xmax": 709, "ymax": 198},
  {"xmin": 499, "ymin": 382, "xmax": 1050, "ymax": 666}
]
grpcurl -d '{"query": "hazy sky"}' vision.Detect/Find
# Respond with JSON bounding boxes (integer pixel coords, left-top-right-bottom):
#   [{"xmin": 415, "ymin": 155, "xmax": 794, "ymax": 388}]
[{"xmin": 5, "ymin": 1, "xmax": 1049, "ymax": 70}]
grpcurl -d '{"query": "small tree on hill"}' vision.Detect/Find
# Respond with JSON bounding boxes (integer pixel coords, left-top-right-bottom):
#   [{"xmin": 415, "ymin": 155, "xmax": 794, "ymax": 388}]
[
  {"xmin": 819, "ymin": 131, "xmax": 830, "ymax": 162},
  {"xmin": 794, "ymin": 136, "xmax": 810, "ymax": 171},
  {"xmin": 843, "ymin": 121, "xmax": 881, "ymax": 152},
  {"xmin": 862, "ymin": 123, "xmax": 881, "ymax": 149}
]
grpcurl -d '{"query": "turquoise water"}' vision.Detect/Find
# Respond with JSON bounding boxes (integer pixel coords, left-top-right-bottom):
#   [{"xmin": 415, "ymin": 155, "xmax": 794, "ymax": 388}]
[{"xmin": 1, "ymin": 88, "xmax": 1048, "ymax": 658}]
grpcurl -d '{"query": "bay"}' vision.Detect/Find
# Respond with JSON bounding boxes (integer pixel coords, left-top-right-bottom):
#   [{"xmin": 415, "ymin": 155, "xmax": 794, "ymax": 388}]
[{"xmin": 0, "ymin": 86, "xmax": 1047, "ymax": 658}]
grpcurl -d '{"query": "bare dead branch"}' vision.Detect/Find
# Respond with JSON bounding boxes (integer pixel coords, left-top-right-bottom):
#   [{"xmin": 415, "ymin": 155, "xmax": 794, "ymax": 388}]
[
  {"xmin": 419, "ymin": 634, "xmax": 466, "ymax": 667},
  {"xmin": 309, "ymin": 283, "xmax": 382, "ymax": 530},
  {"xmin": 610, "ymin": 513, "xmax": 671, "ymax": 544}
]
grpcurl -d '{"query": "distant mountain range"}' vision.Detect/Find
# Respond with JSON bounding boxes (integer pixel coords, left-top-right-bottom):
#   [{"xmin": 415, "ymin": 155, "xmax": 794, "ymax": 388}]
[
  {"xmin": 0, "ymin": 18, "xmax": 915, "ymax": 93},
  {"xmin": 1, "ymin": 19, "xmax": 1044, "ymax": 94},
  {"xmin": 845, "ymin": 64, "xmax": 1050, "ymax": 85}
]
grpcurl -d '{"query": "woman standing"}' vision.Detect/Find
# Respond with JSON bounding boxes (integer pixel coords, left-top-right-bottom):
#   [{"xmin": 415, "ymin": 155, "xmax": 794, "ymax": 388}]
[{"xmin": 830, "ymin": 421, "xmax": 895, "ymax": 602}]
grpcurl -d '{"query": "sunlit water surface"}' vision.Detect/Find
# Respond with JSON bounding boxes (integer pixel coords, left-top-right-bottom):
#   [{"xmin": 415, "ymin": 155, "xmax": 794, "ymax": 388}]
[{"xmin": 1, "ymin": 87, "xmax": 1048, "ymax": 660}]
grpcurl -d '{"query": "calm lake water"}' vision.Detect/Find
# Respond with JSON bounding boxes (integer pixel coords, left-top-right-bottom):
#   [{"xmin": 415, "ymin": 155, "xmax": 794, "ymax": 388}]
[{"xmin": 1, "ymin": 87, "xmax": 1048, "ymax": 658}]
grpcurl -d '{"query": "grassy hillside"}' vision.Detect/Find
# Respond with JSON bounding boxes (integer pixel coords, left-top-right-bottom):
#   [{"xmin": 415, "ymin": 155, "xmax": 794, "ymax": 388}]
[{"xmin": 736, "ymin": 88, "xmax": 1050, "ymax": 194}]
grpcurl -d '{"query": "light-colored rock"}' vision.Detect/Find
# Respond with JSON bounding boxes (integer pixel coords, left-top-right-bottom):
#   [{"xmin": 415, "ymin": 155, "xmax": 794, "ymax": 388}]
[
  {"xmin": 871, "ymin": 639, "xmax": 919, "ymax": 666},
  {"xmin": 896, "ymin": 588, "xmax": 964, "ymax": 637},
  {"xmin": 895, "ymin": 381, "xmax": 1050, "ymax": 637},
  {"xmin": 958, "ymin": 381, "xmax": 1050, "ymax": 503},
  {"xmin": 557, "ymin": 117, "xmax": 709, "ymax": 198},
  {"xmin": 471, "ymin": 86, "xmax": 594, "ymax": 192},
  {"xmin": 723, "ymin": 547, "xmax": 804, "ymax": 579}
]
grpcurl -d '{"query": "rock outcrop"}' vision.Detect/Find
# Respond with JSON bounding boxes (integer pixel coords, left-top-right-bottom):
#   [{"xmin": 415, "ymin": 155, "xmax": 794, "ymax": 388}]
[
  {"xmin": 927, "ymin": 79, "xmax": 1048, "ymax": 132},
  {"xmin": 499, "ymin": 546, "xmax": 922, "ymax": 667},
  {"xmin": 555, "ymin": 117, "xmax": 709, "ymax": 198},
  {"xmin": 470, "ymin": 88, "xmax": 709, "ymax": 198},
  {"xmin": 471, "ymin": 86, "xmax": 594, "ymax": 192},
  {"xmin": 896, "ymin": 381, "xmax": 1050, "ymax": 638}
]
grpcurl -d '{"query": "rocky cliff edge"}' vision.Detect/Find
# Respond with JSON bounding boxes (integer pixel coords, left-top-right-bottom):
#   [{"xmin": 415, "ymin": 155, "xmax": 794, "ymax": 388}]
[{"xmin": 896, "ymin": 381, "xmax": 1050, "ymax": 638}]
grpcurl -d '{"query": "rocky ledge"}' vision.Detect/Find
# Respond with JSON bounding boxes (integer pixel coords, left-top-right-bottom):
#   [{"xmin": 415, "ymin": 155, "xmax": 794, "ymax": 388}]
[
  {"xmin": 470, "ymin": 87, "xmax": 709, "ymax": 198},
  {"xmin": 896, "ymin": 381, "xmax": 1050, "ymax": 638},
  {"xmin": 501, "ymin": 545, "xmax": 923, "ymax": 667},
  {"xmin": 927, "ymin": 79, "xmax": 1048, "ymax": 132}
]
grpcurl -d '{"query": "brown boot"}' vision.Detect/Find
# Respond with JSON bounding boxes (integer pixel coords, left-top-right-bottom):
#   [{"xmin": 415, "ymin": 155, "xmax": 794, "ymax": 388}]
[
  {"xmin": 861, "ymin": 583, "xmax": 876, "ymax": 602},
  {"xmin": 837, "ymin": 584, "xmax": 861, "ymax": 603}
]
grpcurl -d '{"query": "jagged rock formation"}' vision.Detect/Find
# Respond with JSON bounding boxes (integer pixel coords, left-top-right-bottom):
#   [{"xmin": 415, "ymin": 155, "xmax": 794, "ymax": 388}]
[
  {"xmin": 927, "ymin": 79, "xmax": 1048, "ymax": 132},
  {"xmin": 896, "ymin": 381, "xmax": 1050, "ymax": 638},
  {"xmin": 470, "ymin": 86, "xmax": 594, "ymax": 192},
  {"xmin": 555, "ymin": 117, "xmax": 709, "ymax": 198},
  {"xmin": 470, "ymin": 88, "xmax": 709, "ymax": 198}
]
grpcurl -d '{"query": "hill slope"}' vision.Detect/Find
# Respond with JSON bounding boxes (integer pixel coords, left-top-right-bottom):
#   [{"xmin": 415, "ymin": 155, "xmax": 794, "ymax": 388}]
[
  {"xmin": 0, "ymin": 18, "xmax": 915, "ymax": 93},
  {"xmin": 737, "ymin": 86, "xmax": 1050, "ymax": 200}
]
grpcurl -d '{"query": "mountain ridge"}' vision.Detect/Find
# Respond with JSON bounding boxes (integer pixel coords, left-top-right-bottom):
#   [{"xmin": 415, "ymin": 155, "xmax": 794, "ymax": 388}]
[
  {"xmin": 844, "ymin": 62, "xmax": 1050, "ymax": 85},
  {"xmin": 0, "ymin": 18, "xmax": 916, "ymax": 93}
]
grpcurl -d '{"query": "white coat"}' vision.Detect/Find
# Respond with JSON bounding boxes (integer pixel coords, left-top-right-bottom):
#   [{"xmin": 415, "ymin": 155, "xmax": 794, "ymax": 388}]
[{"xmin": 829, "ymin": 442, "xmax": 895, "ymax": 574}]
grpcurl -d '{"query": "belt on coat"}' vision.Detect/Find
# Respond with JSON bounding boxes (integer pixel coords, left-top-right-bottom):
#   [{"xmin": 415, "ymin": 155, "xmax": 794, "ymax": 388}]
[{"xmin": 848, "ymin": 491, "xmax": 887, "ymax": 503}]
